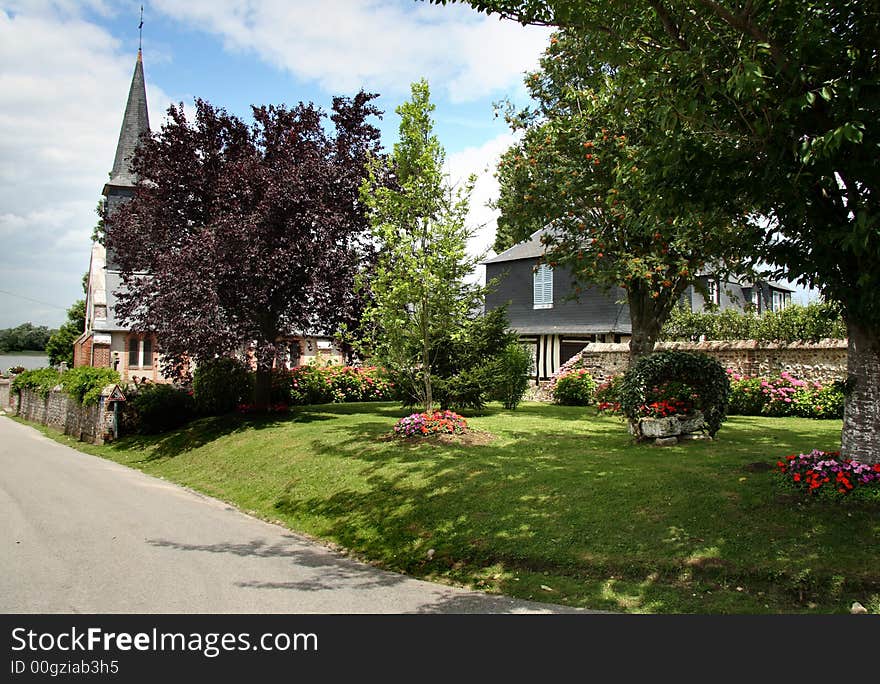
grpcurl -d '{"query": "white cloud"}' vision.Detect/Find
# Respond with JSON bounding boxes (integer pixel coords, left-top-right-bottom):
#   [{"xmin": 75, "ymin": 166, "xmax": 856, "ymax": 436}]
[
  {"xmin": 0, "ymin": 4, "xmax": 172, "ymax": 327},
  {"xmin": 444, "ymin": 131, "xmax": 519, "ymax": 285},
  {"xmin": 150, "ymin": 0, "xmax": 550, "ymax": 102}
]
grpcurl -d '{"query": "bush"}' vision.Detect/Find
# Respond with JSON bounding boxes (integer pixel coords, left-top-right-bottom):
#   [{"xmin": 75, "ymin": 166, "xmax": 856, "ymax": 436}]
[
  {"xmin": 661, "ymin": 301, "xmax": 846, "ymax": 343},
  {"xmin": 13, "ymin": 367, "xmax": 120, "ymax": 406},
  {"xmin": 59, "ymin": 366, "xmax": 120, "ymax": 405},
  {"xmin": 192, "ymin": 358, "xmax": 253, "ymax": 415},
  {"xmin": 727, "ymin": 371, "xmax": 845, "ymax": 419},
  {"xmin": 727, "ymin": 374, "xmax": 765, "ymax": 415},
  {"xmin": 434, "ymin": 368, "xmax": 488, "ymax": 412},
  {"xmin": 619, "ymin": 351, "xmax": 730, "ymax": 437},
  {"xmin": 491, "ymin": 342, "xmax": 533, "ymax": 410},
  {"xmin": 594, "ymin": 375, "xmax": 623, "ymax": 413},
  {"xmin": 11, "ymin": 368, "xmax": 62, "ymax": 398},
  {"xmin": 129, "ymin": 383, "xmax": 194, "ymax": 434},
  {"xmin": 552, "ymin": 369, "xmax": 597, "ymax": 406}
]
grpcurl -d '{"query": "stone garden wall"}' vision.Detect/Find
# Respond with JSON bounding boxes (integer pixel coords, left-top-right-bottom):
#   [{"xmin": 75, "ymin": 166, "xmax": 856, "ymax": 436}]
[
  {"xmin": 14, "ymin": 387, "xmax": 116, "ymax": 444},
  {"xmin": 532, "ymin": 339, "xmax": 848, "ymax": 398}
]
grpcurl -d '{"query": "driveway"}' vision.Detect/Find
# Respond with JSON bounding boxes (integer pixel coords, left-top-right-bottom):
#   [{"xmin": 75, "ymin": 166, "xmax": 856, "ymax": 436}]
[{"xmin": 0, "ymin": 417, "xmax": 593, "ymax": 613}]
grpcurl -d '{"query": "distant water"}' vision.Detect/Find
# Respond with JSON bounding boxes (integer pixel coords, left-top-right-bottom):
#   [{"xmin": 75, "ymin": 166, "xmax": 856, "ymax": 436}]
[{"xmin": 0, "ymin": 353, "xmax": 50, "ymax": 372}]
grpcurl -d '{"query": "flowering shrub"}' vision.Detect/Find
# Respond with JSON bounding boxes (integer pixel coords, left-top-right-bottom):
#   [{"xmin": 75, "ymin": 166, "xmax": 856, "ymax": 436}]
[
  {"xmin": 618, "ymin": 351, "xmax": 729, "ymax": 437},
  {"xmin": 776, "ymin": 450, "xmax": 880, "ymax": 502},
  {"xmin": 393, "ymin": 410, "xmax": 468, "ymax": 438},
  {"xmin": 552, "ymin": 369, "xmax": 597, "ymax": 405},
  {"xmin": 286, "ymin": 365, "xmax": 394, "ymax": 405},
  {"xmin": 595, "ymin": 375, "xmax": 622, "ymax": 414},
  {"xmin": 638, "ymin": 379, "xmax": 699, "ymax": 417},
  {"xmin": 727, "ymin": 370, "xmax": 845, "ymax": 419}
]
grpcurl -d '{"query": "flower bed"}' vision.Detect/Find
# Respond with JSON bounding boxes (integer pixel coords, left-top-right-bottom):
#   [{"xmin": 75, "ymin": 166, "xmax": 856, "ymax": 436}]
[
  {"xmin": 776, "ymin": 450, "xmax": 880, "ymax": 502},
  {"xmin": 393, "ymin": 410, "xmax": 468, "ymax": 438},
  {"xmin": 284, "ymin": 365, "xmax": 395, "ymax": 405}
]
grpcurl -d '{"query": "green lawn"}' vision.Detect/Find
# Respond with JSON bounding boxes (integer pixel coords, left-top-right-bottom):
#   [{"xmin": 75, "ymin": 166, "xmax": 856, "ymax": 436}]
[{"xmin": 21, "ymin": 402, "xmax": 880, "ymax": 613}]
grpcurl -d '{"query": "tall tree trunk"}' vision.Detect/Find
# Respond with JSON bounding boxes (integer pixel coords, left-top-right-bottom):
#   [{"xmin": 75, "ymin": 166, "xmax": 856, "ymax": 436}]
[
  {"xmin": 626, "ymin": 289, "xmax": 662, "ymax": 367},
  {"xmin": 253, "ymin": 343, "xmax": 275, "ymax": 411},
  {"xmin": 841, "ymin": 319, "xmax": 880, "ymax": 464}
]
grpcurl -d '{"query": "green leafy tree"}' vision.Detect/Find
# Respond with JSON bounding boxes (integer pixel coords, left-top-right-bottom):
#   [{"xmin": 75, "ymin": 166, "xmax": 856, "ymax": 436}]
[
  {"xmin": 0, "ymin": 322, "xmax": 53, "ymax": 353},
  {"xmin": 493, "ymin": 29, "xmax": 755, "ymax": 363},
  {"xmin": 433, "ymin": 0, "xmax": 880, "ymax": 461},
  {"xmin": 45, "ymin": 300, "xmax": 86, "ymax": 366},
  {"xmin": 359, "ymin": 79, "xmax": 483, "ymax": 412}
]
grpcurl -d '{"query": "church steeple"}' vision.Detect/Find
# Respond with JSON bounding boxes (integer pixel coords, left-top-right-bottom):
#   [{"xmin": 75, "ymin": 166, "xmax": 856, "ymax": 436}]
[{"xmin": 104, "ymin": 49, "xmax": 150, "ymax": 193}]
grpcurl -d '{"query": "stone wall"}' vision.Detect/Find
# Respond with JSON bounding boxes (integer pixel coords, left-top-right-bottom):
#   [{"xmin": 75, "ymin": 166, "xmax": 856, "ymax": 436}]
[
  {"xmin": 14, "ymin": 387, "xmax": 116, "ymax": 444},
  {"xmin": 543, "ymin": 339, "xmax": 848, "ymax": 392}
]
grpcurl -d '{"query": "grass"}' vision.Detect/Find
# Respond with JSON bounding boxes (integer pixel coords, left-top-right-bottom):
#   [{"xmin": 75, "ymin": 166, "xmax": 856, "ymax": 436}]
[{"xmin": 16, "ymin": 402, "xmax": 880, "ymax": 614}]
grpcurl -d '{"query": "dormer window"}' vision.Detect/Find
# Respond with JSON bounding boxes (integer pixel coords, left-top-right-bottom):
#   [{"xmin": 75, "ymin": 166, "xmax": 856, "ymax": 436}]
[{"xmin": 533, "ymin": 263, "xmax": 553, "ymax": 309}]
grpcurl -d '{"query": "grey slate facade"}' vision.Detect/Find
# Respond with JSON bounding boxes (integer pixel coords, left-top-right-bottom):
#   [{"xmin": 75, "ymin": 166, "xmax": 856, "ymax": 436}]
[{"xmin": 484, "ymin": 229, "xmax": 794, "ymax": 380}]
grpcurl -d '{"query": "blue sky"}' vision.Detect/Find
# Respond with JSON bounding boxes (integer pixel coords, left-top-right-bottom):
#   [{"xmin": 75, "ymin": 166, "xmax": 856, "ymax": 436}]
[{"xmin": 0, "ymin": 0, "xmax": 550, "ymax": 327}]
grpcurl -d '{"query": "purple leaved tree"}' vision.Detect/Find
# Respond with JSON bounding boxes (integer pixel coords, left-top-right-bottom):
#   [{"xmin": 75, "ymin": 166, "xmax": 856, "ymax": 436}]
[{"xmin": 107, "ymin": 93, "xmax": 383, "ymax": 408}]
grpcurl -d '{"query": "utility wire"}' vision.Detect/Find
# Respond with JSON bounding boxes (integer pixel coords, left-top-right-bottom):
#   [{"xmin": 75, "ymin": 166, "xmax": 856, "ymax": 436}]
[{"xmin": 0, "ymin": 289, "xmax": 67, "ymax": 311}]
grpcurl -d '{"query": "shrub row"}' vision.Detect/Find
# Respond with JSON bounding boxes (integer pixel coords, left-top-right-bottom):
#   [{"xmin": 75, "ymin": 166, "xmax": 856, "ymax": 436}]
[
  {"xmin": 727, "ymin": 371, "xmax": 845, "ymax": 419},
  {"xmin": 660, "ymin": 301, "xmax": 846, "ymax": 343},
  {"xmin": 12, "ymin": 366, "xmax": 120, "ymax": 406}
]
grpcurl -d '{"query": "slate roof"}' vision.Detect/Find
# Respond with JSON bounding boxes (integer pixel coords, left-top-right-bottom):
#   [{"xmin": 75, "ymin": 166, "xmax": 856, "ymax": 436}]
[
  {"xmin": 105, "ymin": 51, "xmax": 149, "ymax": 192},
  {"xmin": 484, "ymin": 229, "xmax": 547, "ymax": 264}
]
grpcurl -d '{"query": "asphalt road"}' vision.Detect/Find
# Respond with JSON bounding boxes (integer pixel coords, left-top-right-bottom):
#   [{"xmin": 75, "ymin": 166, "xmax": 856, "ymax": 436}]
[{"xmin": 0, "ymin": 417, "xmax": 592, "ymax": 614}]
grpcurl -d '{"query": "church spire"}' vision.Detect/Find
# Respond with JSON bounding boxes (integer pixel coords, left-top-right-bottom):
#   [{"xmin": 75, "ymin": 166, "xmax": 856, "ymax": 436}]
[{"xmin": 106, "ymin": 41, "xmax": 150, "ymax": 190}]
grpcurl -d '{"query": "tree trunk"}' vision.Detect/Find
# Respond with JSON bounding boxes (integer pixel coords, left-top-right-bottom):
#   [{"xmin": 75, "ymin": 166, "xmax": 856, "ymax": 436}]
[
  {"xmin": 841, "ymin": 319, "xmax": 880, "ymax": 464},
  {"xmin": 626, "ymin": 290, "xmax": 662, "ymax": 367},
  {"xmin": 253, "ymin": 365, "xmax": 272, "ymax": 412}
]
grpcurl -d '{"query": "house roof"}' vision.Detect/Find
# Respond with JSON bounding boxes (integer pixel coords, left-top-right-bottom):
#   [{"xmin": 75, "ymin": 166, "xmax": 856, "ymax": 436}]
[
  {"xmin": 104, "ymin": 51, "xmax": 149, "ymax": 192},
  {"xmin": 484, "ymin": 228, "xmax": 547, "ymax": 264}
]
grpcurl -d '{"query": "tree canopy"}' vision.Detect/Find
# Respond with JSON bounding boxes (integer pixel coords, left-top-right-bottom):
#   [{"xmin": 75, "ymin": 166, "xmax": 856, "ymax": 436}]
[
  {"xmin": 358, "ymin": 80, "xmax": 484, "ymax": 412},
  {"xmin": 107, "ymin": 93, "xmax": 383, "ymax": 406}
]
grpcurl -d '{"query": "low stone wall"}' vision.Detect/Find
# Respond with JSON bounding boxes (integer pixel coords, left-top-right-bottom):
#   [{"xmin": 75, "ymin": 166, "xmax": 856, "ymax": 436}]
[
  {"xmin": 557, "ymin": 339, "xmax": 848, "ymax": 386},
  {"xmin": 14, "ymin": 387, "xmax": 115, "ymax": 444}
]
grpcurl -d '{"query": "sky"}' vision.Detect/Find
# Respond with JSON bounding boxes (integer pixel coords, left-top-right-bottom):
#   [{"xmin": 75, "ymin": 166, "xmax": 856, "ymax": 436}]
[{"xmin": 0, "ymin": 1, "xmax": 814, "ymax": 329}]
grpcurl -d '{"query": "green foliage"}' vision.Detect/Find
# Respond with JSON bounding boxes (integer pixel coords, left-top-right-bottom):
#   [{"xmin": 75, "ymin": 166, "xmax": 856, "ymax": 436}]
[
  {"xmin": 11, "ymin": 368, "xmax": 62, "ymax": 399},
  {"xmin": 491, "ymin": 342, "xmax": 533, "ymax": 410},
  {"xmin": 728, "ymin": 373, "xmax": 845, "ymax": 420},
  {"xmin": 283, "ymin": 365, "xmax": 395, "ymax": 405},
  {"xmin": 358, "ymin": 79, "xmax": 484, "ymax": 412},
  {"xmin": 727, "ymin": 377, "xmax": 765, "ymax": 416},
  {"xmin": 45, "ymin": 300, "xmax": 86, "ymax": 366},
  {"xmin": 551, "ymin": 369, "xmax": 597, "ymax": 406},
  {"xmin": 192, "ymin": 358, "xmax": 253, "ymax": 416},
  {"xmin": 661, "ymin": 302, "xmax": 846, "ymax": 343},
  {"xmin": 619, "ymin": 351, "xmax": 730, "ymax": 437},
  {"xmin": 12, "ymin": 366, "xmax": 118, "ymax": 405},
  {"xmin": 129, "ymin": 383, "xmax": 194, "ymax": 434},
  {"xmin": 433, "ymin": 368, "xmax": 488, "ymax": 412},
  {"xmin": 0, "ymin": 322, "xmax": 53, "ymax": 353},
  {"xmin": 59, "ymin": 366, "xmax": 120, "ymax": 405}
]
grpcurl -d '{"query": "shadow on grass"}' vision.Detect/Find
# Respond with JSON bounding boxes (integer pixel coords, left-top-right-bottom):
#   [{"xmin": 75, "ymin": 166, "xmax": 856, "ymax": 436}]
[{"xmin": 117, "ymin": 410, "xmax": 334, "ymax": 462}]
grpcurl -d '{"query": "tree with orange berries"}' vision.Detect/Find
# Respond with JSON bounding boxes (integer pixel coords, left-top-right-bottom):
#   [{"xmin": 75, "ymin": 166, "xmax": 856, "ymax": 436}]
[{"xmin": 494, "ymin": 30, "xmax": 756, "ymax": 362}]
